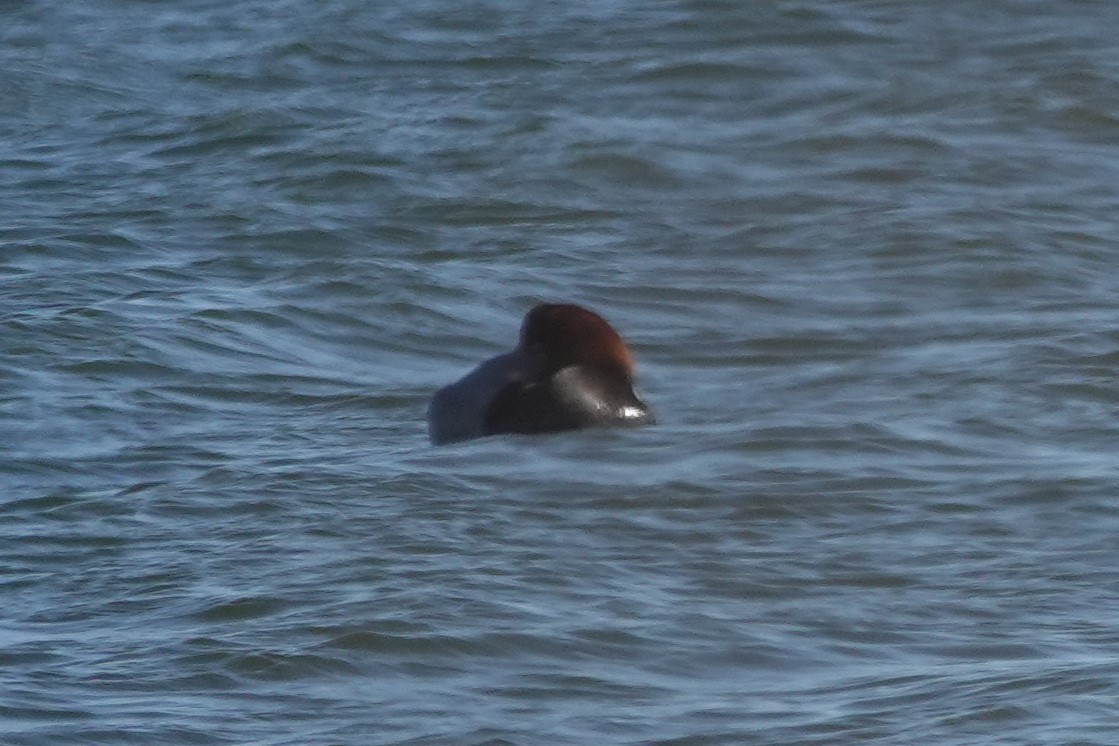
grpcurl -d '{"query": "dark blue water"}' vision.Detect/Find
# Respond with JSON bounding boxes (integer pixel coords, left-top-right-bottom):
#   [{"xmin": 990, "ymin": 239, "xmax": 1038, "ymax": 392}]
[{"xmin": 4, "ymin": 1, "xmax": 1119, "ymax": 743}]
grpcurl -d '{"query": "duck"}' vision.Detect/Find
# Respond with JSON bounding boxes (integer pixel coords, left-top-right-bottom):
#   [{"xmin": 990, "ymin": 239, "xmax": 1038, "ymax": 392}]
[{"xmin": 428, "ymin": 303, "xmax": 655, "ymax": 444}]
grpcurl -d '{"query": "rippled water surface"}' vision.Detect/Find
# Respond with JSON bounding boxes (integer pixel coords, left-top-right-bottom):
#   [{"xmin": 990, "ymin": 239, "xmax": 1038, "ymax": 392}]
[{"xmin": 4, "ymin": 1, "xmax": 1119, "ymax": 743}]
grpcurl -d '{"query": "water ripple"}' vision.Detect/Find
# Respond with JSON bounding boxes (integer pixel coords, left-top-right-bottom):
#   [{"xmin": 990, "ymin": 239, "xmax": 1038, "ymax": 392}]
[{"xmin": 5, "ymin": 0, "xmax": 1119, "ymax": 744}]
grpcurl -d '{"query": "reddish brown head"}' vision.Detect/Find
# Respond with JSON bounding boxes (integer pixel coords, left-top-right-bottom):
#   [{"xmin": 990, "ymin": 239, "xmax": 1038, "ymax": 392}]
[{"xmin": 518, "ymin": 303, "xmax": 636, "ymax": 380}]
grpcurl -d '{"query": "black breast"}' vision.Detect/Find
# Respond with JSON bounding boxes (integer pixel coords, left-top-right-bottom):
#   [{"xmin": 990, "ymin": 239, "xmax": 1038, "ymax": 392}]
[{"xmin": 482, "ymin": 365, "xmax": 654, "ymax": 436}]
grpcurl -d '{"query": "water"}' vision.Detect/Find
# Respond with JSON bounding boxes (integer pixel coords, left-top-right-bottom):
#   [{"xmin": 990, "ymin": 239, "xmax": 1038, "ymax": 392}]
[{"xmin": 4, "ymin": 0, "xmax": 1119, "ymax": 743}]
